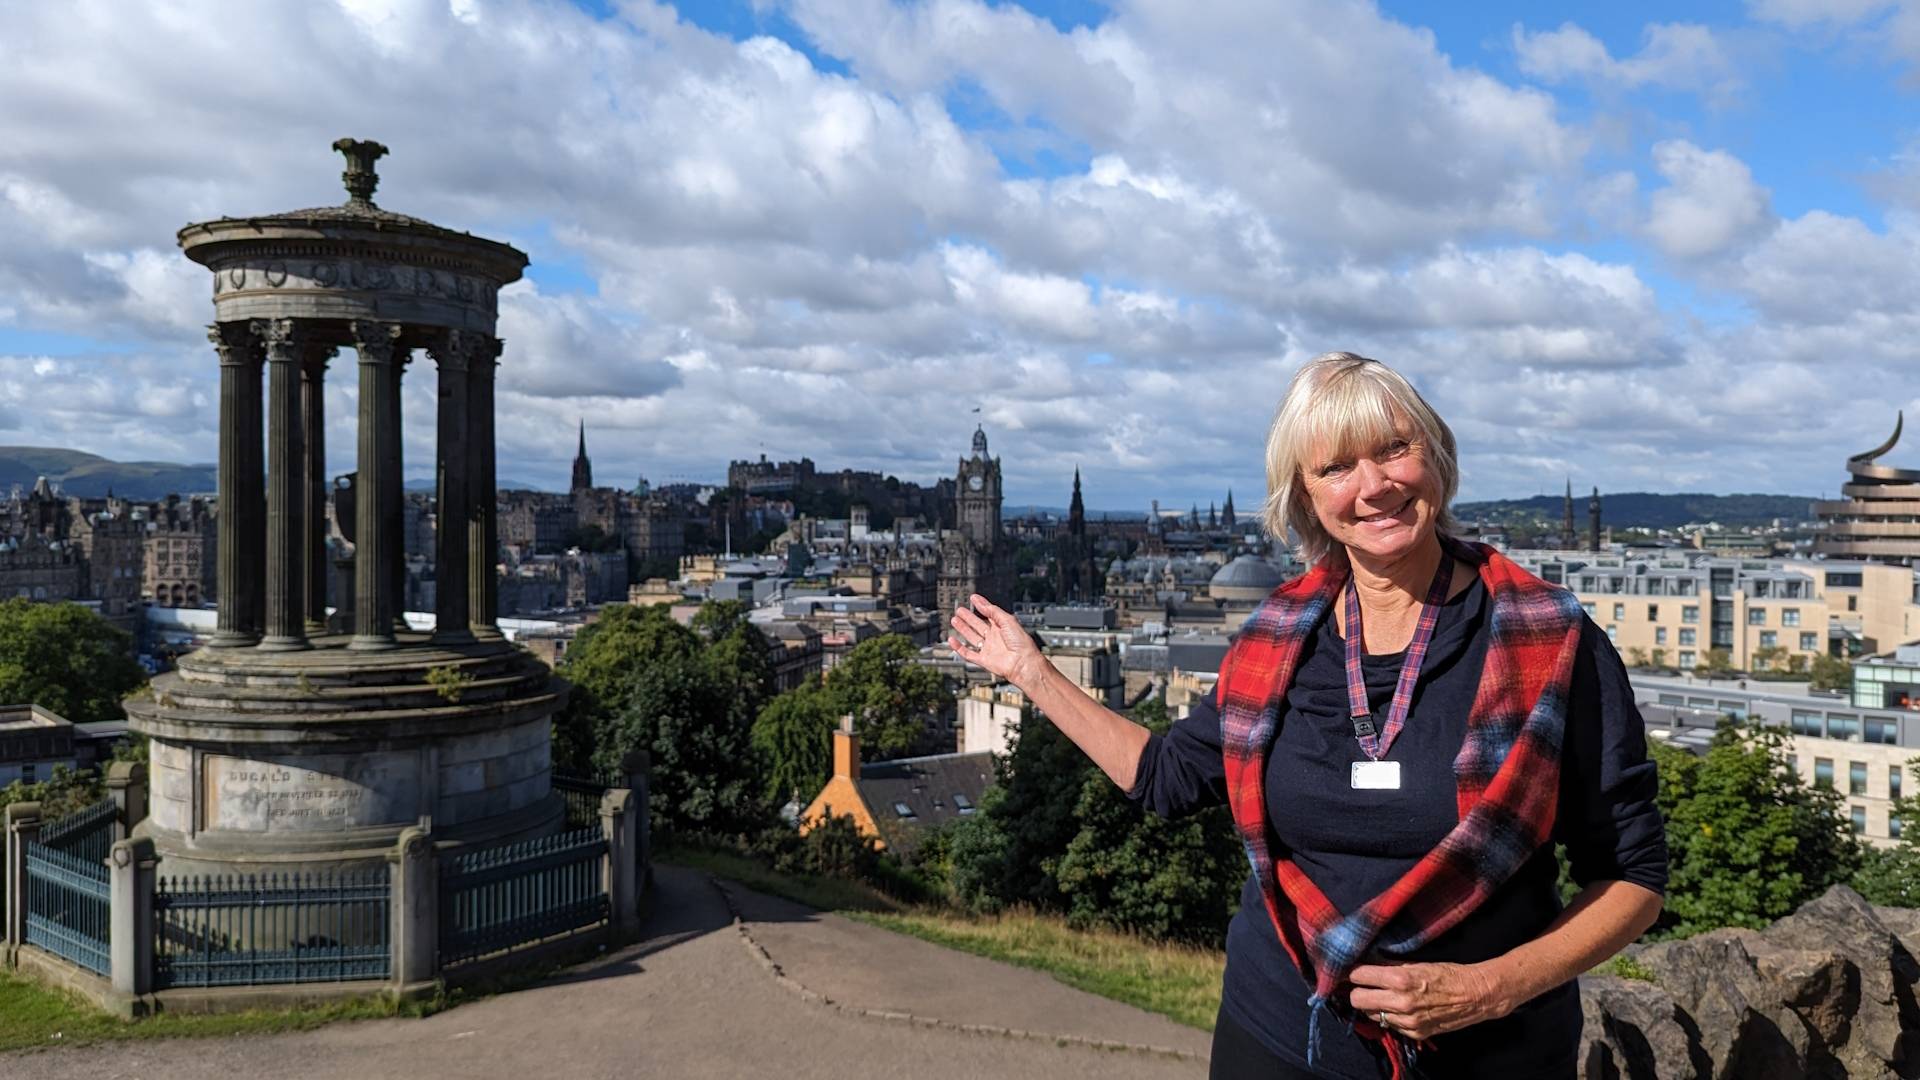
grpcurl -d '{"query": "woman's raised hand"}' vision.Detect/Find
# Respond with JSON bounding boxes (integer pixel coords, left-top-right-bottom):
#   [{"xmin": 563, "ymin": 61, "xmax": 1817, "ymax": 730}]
[{"xmin": 948, "ymin": 593, "xmax": 1045, "ymax": 689}]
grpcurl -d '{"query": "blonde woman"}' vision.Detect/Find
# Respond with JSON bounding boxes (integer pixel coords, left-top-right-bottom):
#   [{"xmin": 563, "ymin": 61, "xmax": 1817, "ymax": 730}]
[{"xmin": 949, "ymin": 353, "xmax": 1665, "ymax": 1079}]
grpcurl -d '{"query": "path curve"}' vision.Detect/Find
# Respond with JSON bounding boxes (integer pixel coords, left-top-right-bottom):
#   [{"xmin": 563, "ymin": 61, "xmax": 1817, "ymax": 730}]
[{"xmin": 5, "ymin": 864, "xmax": 1210, "ymax": 1080}]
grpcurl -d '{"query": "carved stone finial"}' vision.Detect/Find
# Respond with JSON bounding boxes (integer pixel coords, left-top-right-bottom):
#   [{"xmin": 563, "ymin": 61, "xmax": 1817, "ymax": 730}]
[{"xmin": 331, "ymin": 138, "xmax": 389, "ymax": 206}]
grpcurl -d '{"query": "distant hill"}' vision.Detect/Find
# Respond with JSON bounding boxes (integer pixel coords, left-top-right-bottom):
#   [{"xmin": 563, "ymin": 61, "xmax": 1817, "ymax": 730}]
[
  {"xmin": 0, "ymin": 447, "xmax": 217, "ymax": 500},
  {"xmin": 1455, "ymin": 492, "xmax": 1817, "ymax": 530}
]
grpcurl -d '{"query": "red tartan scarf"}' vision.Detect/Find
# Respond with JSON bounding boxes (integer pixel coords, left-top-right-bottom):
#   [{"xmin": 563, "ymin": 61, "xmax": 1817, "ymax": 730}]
[{"xmin": 1218, "ymin": 539, "xmax": 1583, "ymax": 1075}]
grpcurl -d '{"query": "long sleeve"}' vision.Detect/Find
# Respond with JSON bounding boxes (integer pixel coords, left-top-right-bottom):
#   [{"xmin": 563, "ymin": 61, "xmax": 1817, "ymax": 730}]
[
  {"xmin": 1126, "ymin": 682, "xmax": 1231, "ymax": 819},
  {"xmin": 1555, "ymin": 619, "xmax": 1669, "ymax": 894}
]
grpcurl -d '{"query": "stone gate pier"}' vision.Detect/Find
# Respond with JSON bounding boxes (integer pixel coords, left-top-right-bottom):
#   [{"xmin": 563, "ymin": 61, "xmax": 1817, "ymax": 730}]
[{"xmin": 124, "ymin": 140, "xmax": 566, "ymax": 880}]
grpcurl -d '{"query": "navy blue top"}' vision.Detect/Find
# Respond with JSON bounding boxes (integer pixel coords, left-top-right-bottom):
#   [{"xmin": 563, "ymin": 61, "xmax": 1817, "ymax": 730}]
[{"xmin": 1128, "ymin": 574, "xmax": 1667, "ymax": 1079}]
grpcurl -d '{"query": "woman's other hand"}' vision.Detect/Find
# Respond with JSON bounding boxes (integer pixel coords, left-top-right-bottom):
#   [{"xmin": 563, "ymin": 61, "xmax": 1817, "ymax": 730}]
[
  {"xmin": 948, "ymin": 593, "xmax": 1044, "ymax": 690},
  {"xmin": 1346, "ymin": 961, "xmax": 1506, "ymax": 1042}
]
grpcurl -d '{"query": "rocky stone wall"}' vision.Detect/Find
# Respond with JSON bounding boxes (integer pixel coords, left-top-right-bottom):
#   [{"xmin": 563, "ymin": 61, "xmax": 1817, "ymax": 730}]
[{"xmin": 1579, "ymin": 886, "xmax": 1920, "ymax": 1079}]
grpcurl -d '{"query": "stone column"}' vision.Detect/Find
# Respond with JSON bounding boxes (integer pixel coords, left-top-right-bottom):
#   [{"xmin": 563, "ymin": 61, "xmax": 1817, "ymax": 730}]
[
  {"xmin": 105, "ymin": 762, "xmax": 148, "ymax": 845},
  {"xmin": 257, "ymin": 318, "xmax": 308, "ymax": 651},
  {"xmin": 209, "ymin": 324, "xmax": 263, "ymax": 647},
  {"xmin": 387, "ymin": 823, "xmax": 437, "ymax": 989},
  {"xmin": 429, "ymin": 332, "xmax": 474, "ymax": 644},
  {"xmin": 467, "ymin": 340, "xmax": 501, "ymax": 637},
  {"xmin": 388, "ymin": 351, "xmax": 409, "ymax": 629},
  {"xmin": 108, "ymin": 837, "xmax": 156, "ymax": 998},
  {"xmin": 351, "ymin": 320, "xmax": 401, "ymax": 650},
  {"xmin": 302, "ymin": 346, "xmax": 333, "ymax": 633},
  {"xmin": 4, "ymin": 802, "xmax": 39, "ymax": 959},
  {"xmin": 600, "ymin": 788, "xmax": 639, "ymax": 938}
]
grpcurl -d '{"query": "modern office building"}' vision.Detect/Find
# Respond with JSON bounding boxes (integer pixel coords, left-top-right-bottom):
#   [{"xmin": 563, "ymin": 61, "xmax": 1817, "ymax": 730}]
[{"xmin": 1632, "ymin": 674, "xmax": 1916, "ymax": 846}]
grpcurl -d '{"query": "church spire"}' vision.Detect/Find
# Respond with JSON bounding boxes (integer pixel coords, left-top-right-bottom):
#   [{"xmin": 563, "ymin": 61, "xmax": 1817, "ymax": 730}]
[
  {"xmin": 1222, "ymin": 488, "xmax": 1236, "ymax": 529},
  {"xmin": 570, "ymin": 419, "xmax": 594, "ymax": 492},
  {"xmin": 1560, "ymin": 478, "xmax": 1575, "ymax": 550}
]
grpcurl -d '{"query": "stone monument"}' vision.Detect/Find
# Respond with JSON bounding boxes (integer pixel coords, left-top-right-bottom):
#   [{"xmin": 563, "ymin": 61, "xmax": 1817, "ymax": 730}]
[{"xmin": 124, "ymin": 139, "xmax": 566, "ymax": 878}]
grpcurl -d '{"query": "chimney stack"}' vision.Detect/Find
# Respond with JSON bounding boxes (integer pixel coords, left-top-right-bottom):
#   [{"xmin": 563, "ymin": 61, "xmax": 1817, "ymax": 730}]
[{"xmin": 832, "ymin": 714, "xmax": 859, "ymax": 779}]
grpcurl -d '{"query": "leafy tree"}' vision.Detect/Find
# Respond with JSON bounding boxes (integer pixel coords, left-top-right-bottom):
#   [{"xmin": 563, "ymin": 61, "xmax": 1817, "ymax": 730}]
[
  {"xmin": 1693, "ymin": 647, "xmax": 1734, "ymax": 680},
  {"xmin": 1051, "ymin": 696, "xmax": 1246, "ymax": 944},
  {"xmin": 948, "ymin": 704, "xmax": 1088, "ymax": 913},
  {"xmin": 1625, "ymin": 646, "xmax": 1649, "ymax": 668},
  {"xmin": 1851, "ymin": 757, "xmax": 1920, "ymax": 908},
  {"xmin": 1808, "ymin": 653, "xmax": 1852, "ymax": 693},
  {"xmin": 0, "ymin": 599, "xmax": 145, "ymax": 725},
  {"xmin": 1785, "ymin": 653, "xmax": 1810, "ymax": 676},
  {"xmin": 1752, "ymin": 645, "xmax": 1787, "ymax": 672},
  {"xmin": 1649, "ymin": 647, "xmax": 1668, "ymax": 669},
  {"xmin": 751, "ymin": 678, "xmax": 838, "ymax": 805},
  {"xmin": 694, "ymin": 600, "xmax": 777, "ymax": 735},
  {"xmin": 823, "ymin": 634, "xmax": 947, "ymax": 760},
  {"xmin": 1653, "ymin": 725, "xmax": 1860, "ymax": 937},
  {"xmin": 0, "ymin": 764, "xmax": 104, "ymax": 818},
  {"xmin": 556, "ymin": 603, "xmax": 767, "ymax": 835}
]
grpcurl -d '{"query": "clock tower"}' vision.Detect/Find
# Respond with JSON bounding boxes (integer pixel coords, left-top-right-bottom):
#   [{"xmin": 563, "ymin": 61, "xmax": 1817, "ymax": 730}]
[
  {"xmin": 939, "ymin": 424, "xmax": 1014, "ymax": 614},
  {"xmin": 957, "ymin": 424, "xmax": 1002, "ymax": 547}
]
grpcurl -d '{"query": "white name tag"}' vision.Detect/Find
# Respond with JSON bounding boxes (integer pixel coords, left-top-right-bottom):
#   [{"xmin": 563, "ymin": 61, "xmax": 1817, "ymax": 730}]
[{"xmin": 1350, "ymin": 760, "xmax": 1402, "ymax": 790}]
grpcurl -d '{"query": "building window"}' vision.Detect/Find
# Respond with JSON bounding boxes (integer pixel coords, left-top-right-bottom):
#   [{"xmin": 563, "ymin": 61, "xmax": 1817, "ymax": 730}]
[
  {"xmin": 1679, "ymin": 628, "xmax": 1697, "ymax": 646},
  {"xmin": 1606, "ymin": 625, "xmax": 1617, "ymax": 643},
  {"xmin": 1786, "ymin": 753, "xmax": 1798, "ymax": 773},
  {"xmin": 1655, "ymin": 627, "xmax": 1668, "ymax": 645},
  {"xmin": 1782, "ymin": 608, "xmax": 1801, "ymax": 627},
  {"xmin": 1800, "ymin": 632, "xmax": 1818, "ymax": 652},
  {"xmin": 1894, "ymin": 814, "xmax": 1905, "ymax": 841},
  {"xmin": 1647, "ymin": 604, "xmax": 1659, "ymax": 621},
  {"xmin": 1679, "ymin": 650, "xmax": 1696, "ymax": 668},
  {"xmin": 1748, "ymin": 607, "xmax": 1768, "ymax": 626},
  {"xmin": 1814, "ymin": 758, "xmax": 1834, "ymax": 789},
  {"xmin": 1581, "ymin": 602, "xmax": 1596, "ymax": 618},
  {"xmin": 1850, "ymin": 761, "xmax": 1868, "ymax": 795},
  {"xmin": 1759, "ymin": 631, "xmax": 1777, "ymax": 649},
  {"xmin": 1849, "ymin": 595, "xmax": 1858, "ymax": 612},
  {"xmin": 1790, "ymin": 710, "xmax": 1823, "ymax": 736},
  {"xmin": 1867, "ymin": 718, "xmax": 1899, "ymax": 744},
  {"xmin": 1827, "ymin": 571, "xmax": 1863, "ymax": 588},
  {"xmin": 892, "ymin": 802, "xmax": 917, "ymax": 819},
  {"xmin": 1613, "ymin": 603, "xmax": 1626, "ymax": 621},
  {"xmin": 1828, "ymin": 714, "xmax": 1860, "ymax": 741},
  {"xmin": 1682, "ymin": 605, "xmax": 1699, "ymax": 623},
  {"xmin": 1851, "ymin": 805, "xmax": 1867, "ymax": 834},
  {"xmin": 1892, "ymin": 765, "xmax": 1904, "ymax": 801}
]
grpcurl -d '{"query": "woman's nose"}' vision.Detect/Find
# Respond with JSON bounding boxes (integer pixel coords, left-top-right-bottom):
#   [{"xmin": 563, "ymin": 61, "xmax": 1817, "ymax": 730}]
[{"xmin": 1353, "ymin": 457, "xmax": 1393, "ymax": 499}]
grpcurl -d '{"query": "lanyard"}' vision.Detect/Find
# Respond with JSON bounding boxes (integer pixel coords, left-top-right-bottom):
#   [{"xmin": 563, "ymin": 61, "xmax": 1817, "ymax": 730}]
[{"xmin": 1344, "ymin": 554, "xmax": 1453, "ymax": 761}]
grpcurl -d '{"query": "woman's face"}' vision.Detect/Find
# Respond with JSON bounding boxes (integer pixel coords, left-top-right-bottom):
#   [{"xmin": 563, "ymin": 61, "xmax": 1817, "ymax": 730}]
[{"xmin": 1300, "ymin": 418, "xmax": 1442, "ymax": 567}]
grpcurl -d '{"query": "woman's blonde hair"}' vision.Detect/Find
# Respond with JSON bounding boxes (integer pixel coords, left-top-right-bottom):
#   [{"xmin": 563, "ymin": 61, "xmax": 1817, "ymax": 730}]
[{"xmin": 1259, "ymin": 352, "xmax": 1459, "ymax": 565}]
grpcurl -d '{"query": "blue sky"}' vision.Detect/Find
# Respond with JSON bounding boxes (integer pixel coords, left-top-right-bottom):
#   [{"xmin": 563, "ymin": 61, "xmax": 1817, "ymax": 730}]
[{"xmin": 3, "ymin": 0, "xmax": 1919, "ymax": 508}]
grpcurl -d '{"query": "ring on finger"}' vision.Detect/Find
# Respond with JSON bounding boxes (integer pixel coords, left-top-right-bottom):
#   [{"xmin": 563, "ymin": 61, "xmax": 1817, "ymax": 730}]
[{"xmin": 1374, "ymin": 1010, "xmax": 1391, "ymax": 1029}]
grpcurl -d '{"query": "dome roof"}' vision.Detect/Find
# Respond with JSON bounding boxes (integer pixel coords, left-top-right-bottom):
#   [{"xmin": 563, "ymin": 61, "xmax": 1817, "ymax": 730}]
[{"xmin": 1209, "ymin": 555, "xmax": 1286, "ymax": 597}]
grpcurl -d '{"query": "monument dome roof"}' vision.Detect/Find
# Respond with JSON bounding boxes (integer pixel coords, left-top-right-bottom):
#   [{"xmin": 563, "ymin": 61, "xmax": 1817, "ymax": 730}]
[{"xmin": 1209, "ymin": 555, "xmax": 1286, "ymax": 598}]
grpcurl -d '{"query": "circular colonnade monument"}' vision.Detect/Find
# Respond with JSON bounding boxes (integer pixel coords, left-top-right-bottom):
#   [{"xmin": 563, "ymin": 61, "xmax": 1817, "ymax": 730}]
[{"xmin": 124, "ymin": 140, "xmax": 566, "ymax": 879}]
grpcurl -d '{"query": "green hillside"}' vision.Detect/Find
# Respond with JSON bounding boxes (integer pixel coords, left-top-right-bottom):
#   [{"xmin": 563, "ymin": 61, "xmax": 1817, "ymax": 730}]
[
  {"xmin": 1455, "ymin": 492, "xmax": 1816, "ymax": 530},
  {"xmin": 0, "ymin": 447, "xmax": 217, "ymax": 500}
]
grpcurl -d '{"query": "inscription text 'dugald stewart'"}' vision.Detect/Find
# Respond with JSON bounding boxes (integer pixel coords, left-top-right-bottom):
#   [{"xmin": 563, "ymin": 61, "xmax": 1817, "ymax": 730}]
[{"xmin": 204, "ymin": 751, "xmax": 417, "ymax": 833}]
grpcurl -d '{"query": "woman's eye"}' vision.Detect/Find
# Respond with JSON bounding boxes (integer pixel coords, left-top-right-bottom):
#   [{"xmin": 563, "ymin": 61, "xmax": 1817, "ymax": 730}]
[
  {"xmin": 1320, "ymin": 462, "xmax": 1350, "ymax": 477},
  {"xmin": 1383, "ymin": 440, "xmax": 1410, "ymax": 457}
]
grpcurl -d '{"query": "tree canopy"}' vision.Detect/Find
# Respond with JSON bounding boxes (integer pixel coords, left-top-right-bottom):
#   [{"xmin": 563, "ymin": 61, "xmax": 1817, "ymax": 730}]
[
  {"xmin": 1653, "ymin": 725, "xmax": 1860, "ymax": 936},
  {"xmin": 0, "ymin": 599, "xmax": 145, "ymax": 725},
  {"xmin": 751, "ymin": 677, "xmax": 838, "ymax": 806},
  {"xmin": 555, "ymin": 603, "xmax": 772, "ymax": 835},
  {"xmin": 822, "ymin": 634, "xmax": 947, "ymax": 759}
]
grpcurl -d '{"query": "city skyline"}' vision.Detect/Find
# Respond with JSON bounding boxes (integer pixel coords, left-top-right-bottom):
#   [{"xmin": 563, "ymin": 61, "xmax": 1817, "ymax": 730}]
[{"xmin": 5, "ymin": 1, "xmax": 1920, "ymax": 508}]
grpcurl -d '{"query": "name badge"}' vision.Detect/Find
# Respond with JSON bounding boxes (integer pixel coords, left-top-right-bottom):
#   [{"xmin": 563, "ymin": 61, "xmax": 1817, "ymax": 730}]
[{"xmin": 1350, "ymin": 760, "xmax": 1402, "ymax": 791}]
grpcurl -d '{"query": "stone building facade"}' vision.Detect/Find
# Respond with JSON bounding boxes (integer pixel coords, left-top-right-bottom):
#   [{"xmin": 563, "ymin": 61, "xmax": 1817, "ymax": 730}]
[
  {"xmin": 144, "ymin": 494, "xmax": 217, "ymax": 608},
  {"xmin": 936, "ymin": 425, "xmax": 1014, "ymax": 615}
]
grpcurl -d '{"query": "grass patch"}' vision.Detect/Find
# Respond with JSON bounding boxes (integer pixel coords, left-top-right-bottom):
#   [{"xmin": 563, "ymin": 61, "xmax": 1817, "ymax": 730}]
[
  {"xmin": 657, "ymin": 843, "xmax": 1223, "ymax": 1032},
  {"xmin": 1593, "ymin": 953, "xmax": 1658, "ymax": 984},
  {"xmin": 0, "ymin": 971, "xmax": 425, "ymax": 1054},
  {"xmin": 657, "ymin": 842, "xmax": 903, "ymax": 913}
]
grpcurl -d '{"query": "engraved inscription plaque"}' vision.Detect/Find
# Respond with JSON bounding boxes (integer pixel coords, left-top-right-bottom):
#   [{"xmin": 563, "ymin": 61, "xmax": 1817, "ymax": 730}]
[{"xmin": 203, "ymin": 751, "xmax": 419, "ymax": 833}]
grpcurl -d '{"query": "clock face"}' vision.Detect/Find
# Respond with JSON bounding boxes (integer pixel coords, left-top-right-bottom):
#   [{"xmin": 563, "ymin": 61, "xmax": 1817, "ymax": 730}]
[{"xmin": 968, "ymin": 473, "xmax": 984, "ymax": 491}]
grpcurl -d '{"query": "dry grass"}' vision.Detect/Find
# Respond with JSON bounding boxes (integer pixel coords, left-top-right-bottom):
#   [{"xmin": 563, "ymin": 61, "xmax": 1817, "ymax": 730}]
[{"xmin": 849, "ymin": 908, "xmax": 1224, "ymax": 1032}]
